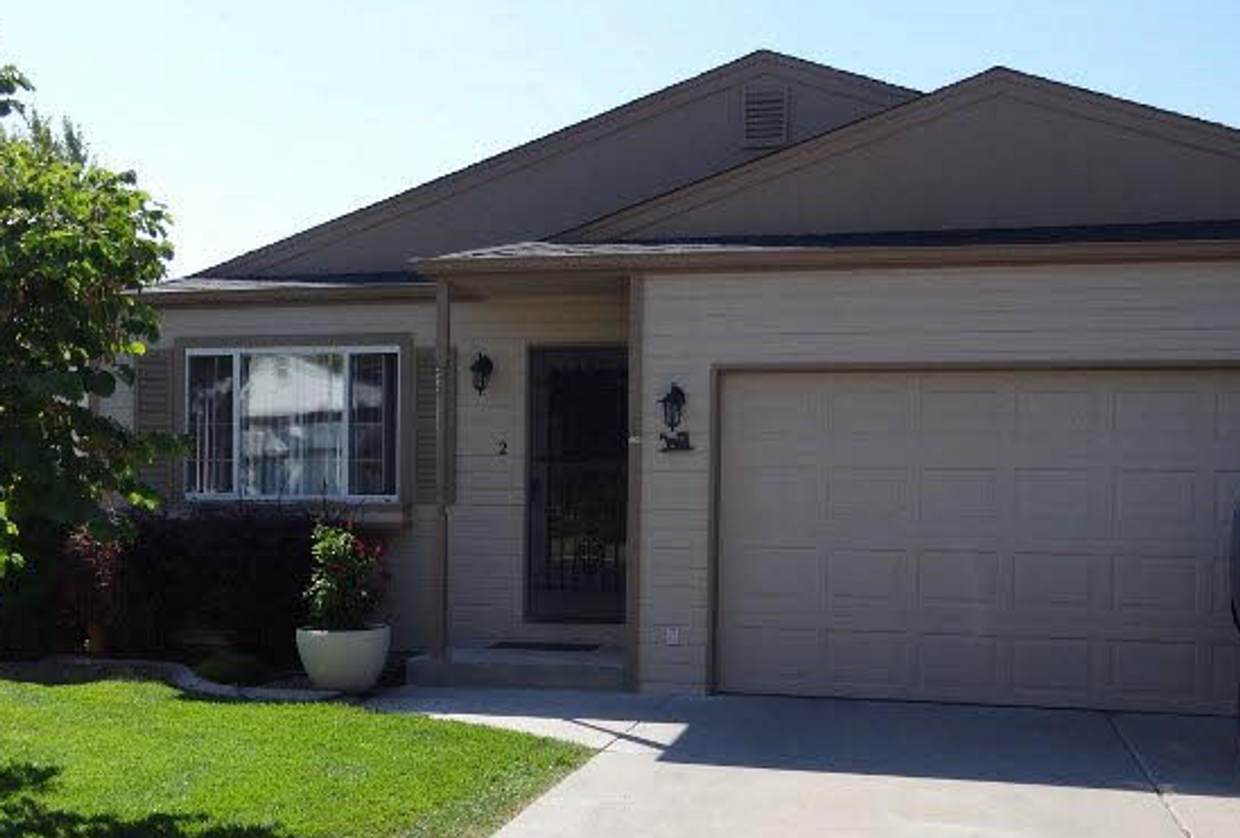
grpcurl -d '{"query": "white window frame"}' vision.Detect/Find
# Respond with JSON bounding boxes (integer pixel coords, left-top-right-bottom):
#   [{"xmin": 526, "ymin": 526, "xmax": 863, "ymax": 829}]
[{"xmin": 184, "ymin": 345, "xmax": 401, "ymax": 503}]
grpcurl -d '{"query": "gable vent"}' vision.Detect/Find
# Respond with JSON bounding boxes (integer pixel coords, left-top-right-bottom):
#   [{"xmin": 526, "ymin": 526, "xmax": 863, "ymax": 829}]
[{"xmin": 742, "ymin": 85, "xmax": 789, "ymax": 148}]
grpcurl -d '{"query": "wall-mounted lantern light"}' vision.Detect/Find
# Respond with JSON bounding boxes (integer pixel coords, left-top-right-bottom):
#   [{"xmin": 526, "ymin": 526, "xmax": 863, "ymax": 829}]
[
  {"xmin": 469, "ymin": 352, "xmax": 494, "ymax": 395},
  {"xmin": 657, "ymin": 382, "xmax": 693, "ymax": 451}
]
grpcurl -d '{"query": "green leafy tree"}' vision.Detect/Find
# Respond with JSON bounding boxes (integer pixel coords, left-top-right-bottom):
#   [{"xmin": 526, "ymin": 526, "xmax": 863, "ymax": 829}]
[
  {"xmin": 0, "ymin": 57, "xmax": 179, "ymax": 576},
  {"xmin": 25, "ymin": 107, "xmax": 91, "ymax": 166},
  {"xmin": 0, "ymin": 61, "xmax": 31, "ymax": 117}
]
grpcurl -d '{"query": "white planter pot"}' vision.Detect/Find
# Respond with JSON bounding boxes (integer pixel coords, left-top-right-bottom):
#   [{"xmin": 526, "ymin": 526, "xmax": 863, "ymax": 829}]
[{"xmin": 296, "ymin": 624, "xmax": 390, "ymax": 692}]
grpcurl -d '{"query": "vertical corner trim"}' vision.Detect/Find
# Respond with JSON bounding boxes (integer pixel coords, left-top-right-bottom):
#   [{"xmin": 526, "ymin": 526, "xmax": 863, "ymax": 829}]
[{"xmin": 625, "ymin": 276, "xmax": 644, "ymax": 690}]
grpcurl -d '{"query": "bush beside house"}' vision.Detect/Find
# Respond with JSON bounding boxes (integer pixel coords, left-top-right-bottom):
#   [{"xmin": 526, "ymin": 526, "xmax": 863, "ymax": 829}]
[
  {"xmin": 37, "ymin": 506, "xmax": 381, "ymax": 667},
  {"xmin": 0, "ymin": 550, "xmax": 78, "ymax": 659}
]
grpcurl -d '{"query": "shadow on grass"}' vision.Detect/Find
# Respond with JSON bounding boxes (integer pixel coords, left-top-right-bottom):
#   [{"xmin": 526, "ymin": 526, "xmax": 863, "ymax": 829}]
[
  {"xmin": 0, "ymin": 763, "xmax": 60, "ymax": 797},
  {"xmin": 0, "ymin": 763, "xmax": 291, "ymax": 838},
  {"xmin": 0, "ymin": 661, "xmax": 166, "ymax": 688}
]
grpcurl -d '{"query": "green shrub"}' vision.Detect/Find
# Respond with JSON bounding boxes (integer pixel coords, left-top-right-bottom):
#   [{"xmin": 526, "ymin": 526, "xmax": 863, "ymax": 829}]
[
  {"xmin": 0, "ymin": 522, "xmax": 77, "ymax": 659},
  {"xmin": 0, "ymin": 555, "xmax": 75, "ymax": 659},
  {"xmin": 58, "ymin": 506, "xmax": 384, "ymax": 664}
]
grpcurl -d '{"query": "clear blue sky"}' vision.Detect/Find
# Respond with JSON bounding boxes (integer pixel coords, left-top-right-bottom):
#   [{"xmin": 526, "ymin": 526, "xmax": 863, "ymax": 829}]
[{"xmin": 3, "ymin": 1, "xmax": 1238, "ymax": 277}]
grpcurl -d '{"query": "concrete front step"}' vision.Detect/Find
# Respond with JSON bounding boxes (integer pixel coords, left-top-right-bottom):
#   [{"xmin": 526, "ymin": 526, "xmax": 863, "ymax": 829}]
[{"xmin": 406, "ymin": 645, "xmax": 626, "ymax": 690}]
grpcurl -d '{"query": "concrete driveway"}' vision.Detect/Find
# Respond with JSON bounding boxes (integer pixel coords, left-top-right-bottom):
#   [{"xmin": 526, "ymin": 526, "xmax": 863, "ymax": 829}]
[{"xmin": 370, "ymin": 688, "xmax": 1240, "ymax": 838}]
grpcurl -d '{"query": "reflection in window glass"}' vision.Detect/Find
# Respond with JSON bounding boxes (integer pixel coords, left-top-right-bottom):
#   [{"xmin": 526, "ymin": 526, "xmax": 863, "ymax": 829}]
[
  {"xmin": 349, "ymin": 352, "xmax": 398, "ymax": 495},
  {"xmin": 239, "ymin": 352, "xmax": 345, "ymax": 497},
  {"xmin": 186, "ymin": 354, "xmax": 234, "ymax": 494},
  {"xmin": 185, "ymin": 349, "xmax": 399, "ymax": 499}
]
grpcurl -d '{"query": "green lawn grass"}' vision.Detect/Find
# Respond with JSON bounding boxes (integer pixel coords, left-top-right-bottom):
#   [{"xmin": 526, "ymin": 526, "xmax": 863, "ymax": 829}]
[{"xmin": 0, "ymin": 678, "xmax": 591, "ymax": 838}]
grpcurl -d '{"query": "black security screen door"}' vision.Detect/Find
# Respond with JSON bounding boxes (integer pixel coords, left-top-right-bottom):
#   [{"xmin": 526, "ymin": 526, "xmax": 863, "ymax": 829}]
[{"xmin": 528, "ymin": 347, "xmax": 627, "ymax": 623}]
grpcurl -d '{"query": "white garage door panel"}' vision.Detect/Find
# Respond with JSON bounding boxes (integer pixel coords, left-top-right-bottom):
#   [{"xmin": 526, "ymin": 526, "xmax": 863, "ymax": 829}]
[{"xmin": 718, "ymin": 370, "xmax": 1240, "ymax": 713}]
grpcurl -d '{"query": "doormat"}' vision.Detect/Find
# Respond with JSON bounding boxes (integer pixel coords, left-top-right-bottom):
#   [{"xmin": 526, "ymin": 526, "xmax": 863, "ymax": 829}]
[{"xmin": 489, "ymin": 641, "xmax": 602, "ymax": 652}]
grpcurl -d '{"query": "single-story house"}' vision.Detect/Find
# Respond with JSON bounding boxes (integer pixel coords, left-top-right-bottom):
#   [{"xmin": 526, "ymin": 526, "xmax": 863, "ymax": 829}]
[{"xmin": 106, "ymin": 50, "xmax": 1240, "ymax": 714}]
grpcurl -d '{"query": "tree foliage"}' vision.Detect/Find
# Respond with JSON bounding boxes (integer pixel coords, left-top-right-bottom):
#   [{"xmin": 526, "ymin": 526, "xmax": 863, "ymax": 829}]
[
  {"xmin": 25, "ymin": 107, "xmax": 91, "ymax": 166},
  {"xmin": 0, "ymin": 61, "xmax": 32, "ymax": 118},
  {"xmin": 0, "ymin": 56, "xmax": 179, "ymax": 575}
]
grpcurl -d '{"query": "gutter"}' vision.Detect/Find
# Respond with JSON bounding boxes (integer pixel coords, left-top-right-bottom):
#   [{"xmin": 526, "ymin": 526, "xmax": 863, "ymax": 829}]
[
  {"xmin": 412, "ymin": 239, "xmax": 1240, "ymax": 279},
  {"xmin": 135, "ymin": 283, "xmax": 438, "ymax": 309}
]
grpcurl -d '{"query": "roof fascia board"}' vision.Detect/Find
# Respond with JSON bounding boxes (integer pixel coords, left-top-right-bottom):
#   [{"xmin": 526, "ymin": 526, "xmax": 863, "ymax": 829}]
[
  {"xmin": 745, "ymin": 51, "xmax": 918, "ymax": 105},
  {"xmin": 141, "ymin": 283, "xmax": 439, "ymax": 309},
  {"xmin": 996, "ymin": 67, "xmax": 1240, "ymax": 143}
]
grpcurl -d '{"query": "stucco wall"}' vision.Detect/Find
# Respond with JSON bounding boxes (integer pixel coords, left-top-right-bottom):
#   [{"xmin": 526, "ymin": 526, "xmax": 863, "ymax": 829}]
[{"xmin": 636, "ymin": 260, "xmax": 1240, "ymax": 693}]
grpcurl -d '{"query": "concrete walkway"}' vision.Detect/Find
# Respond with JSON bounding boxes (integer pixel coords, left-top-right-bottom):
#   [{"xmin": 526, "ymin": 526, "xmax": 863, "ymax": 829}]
[{"xmin": 370, "ymin": 687, "xmax": 1240, "ymax": 838}]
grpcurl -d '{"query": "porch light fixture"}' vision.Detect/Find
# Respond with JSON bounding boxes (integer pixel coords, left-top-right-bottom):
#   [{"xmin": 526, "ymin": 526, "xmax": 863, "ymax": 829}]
[
  {"xmin": 469, "ymin": 352, "xmax": 494, "ymax": 395},
  {"xmin": 657, "ymin": 383, "xmax": 692, "ymax": 451}
]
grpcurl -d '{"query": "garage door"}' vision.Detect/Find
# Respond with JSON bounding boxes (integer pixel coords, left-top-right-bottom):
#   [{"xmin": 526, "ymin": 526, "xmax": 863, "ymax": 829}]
[{"xmin": 718, "ymin": 370, "xmax": 1240, "ymax": 713}]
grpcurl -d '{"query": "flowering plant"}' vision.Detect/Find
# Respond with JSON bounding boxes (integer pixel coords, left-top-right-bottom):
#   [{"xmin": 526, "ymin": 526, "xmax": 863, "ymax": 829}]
[{"xmin": 303, "ymin": 524, "xmax": 387, "ymax": 631}]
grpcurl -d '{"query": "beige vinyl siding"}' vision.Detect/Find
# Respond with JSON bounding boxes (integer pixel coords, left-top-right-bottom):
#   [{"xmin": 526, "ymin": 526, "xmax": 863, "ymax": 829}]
[
  {"xmin": 152, "ymin": 302, "xmax": 437, "ymax": 348},
  {"xmin": 572, "ymin": 72, "xmax": 1240, "ymax": 243},
  {"xmin": 145, "ymin": 294, "xmax": 627, "ymax": 653},
  {"xmin": 237, "ymin": 61, "xmax": 912, "ymax": 277},
  {"xmin": 95, "ymin": 366, "xmax": 135, "ymax": 431},
  {"xmin": 637, "ymin": 261, "xmax": 1240, "ymax": 696},
  {"xmin": 448, "ymin": 292, "xmax": 627, "ymax": 648}
]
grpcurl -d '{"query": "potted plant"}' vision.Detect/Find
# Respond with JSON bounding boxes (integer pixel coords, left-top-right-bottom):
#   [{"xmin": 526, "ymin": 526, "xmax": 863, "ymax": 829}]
[{"xmin": 295, "ymin": 524, "xmax": 389, "ymax": 692}]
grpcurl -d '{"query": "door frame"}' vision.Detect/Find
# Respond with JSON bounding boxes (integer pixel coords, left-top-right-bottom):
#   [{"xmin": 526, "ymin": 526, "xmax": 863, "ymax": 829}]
[
  {"xmin": 524, "ymin": 343, "xmax": 629, "ymax": 624},
  {"xmin": 707, "ymin": 359, "xmax": 1240, "ymax": 694}
]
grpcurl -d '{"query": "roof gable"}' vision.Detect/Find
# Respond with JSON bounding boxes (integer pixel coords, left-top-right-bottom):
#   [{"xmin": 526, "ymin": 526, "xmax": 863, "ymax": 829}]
[
  {"xmin": 199, "ymin": 50, "xmax": 916, "ymax": 278},
  {"xmin": 561, "ymin": 68, "xmax": 1240, "ymax": 242}
]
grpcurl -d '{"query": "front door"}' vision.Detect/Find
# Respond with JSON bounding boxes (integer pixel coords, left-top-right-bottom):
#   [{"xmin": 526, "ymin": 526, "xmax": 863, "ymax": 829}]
[{"xmin": 528, "ymin": 347, "xmax": 627, "ymax": 623}]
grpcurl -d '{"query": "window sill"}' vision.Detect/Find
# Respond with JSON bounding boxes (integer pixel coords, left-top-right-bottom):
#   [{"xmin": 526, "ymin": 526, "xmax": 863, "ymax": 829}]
[{"xmin": 172, "ymin": 497, "xmax": 410, "ymax": 528}]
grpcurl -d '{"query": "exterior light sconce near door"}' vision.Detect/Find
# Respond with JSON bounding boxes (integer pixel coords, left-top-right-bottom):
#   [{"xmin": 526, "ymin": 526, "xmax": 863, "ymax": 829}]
[
  {"xmin": 469, "ymin": 352, "xmax": 494, "ymax": 395},
  {"xmin": 657, "ymin": 382, "xmax": 693, "ymax": 452}
]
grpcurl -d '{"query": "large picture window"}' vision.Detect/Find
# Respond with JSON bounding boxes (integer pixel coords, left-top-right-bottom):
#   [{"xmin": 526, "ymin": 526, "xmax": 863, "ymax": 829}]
[{"xmin": 185, "ymin": 347, "xmax": 399, "ymax": 499}]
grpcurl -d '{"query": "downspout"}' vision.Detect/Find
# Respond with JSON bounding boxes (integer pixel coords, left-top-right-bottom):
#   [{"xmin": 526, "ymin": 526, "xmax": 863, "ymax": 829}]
[{"xmin": 434, "ymin": 279, "xmax": 452, "ymax": 662}]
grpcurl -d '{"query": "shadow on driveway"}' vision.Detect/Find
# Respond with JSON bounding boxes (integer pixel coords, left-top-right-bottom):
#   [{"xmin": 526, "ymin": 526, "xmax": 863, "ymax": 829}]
[{"xmin": 370, "ymin": 686, "xmax": 1240, "ymax": 796}]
